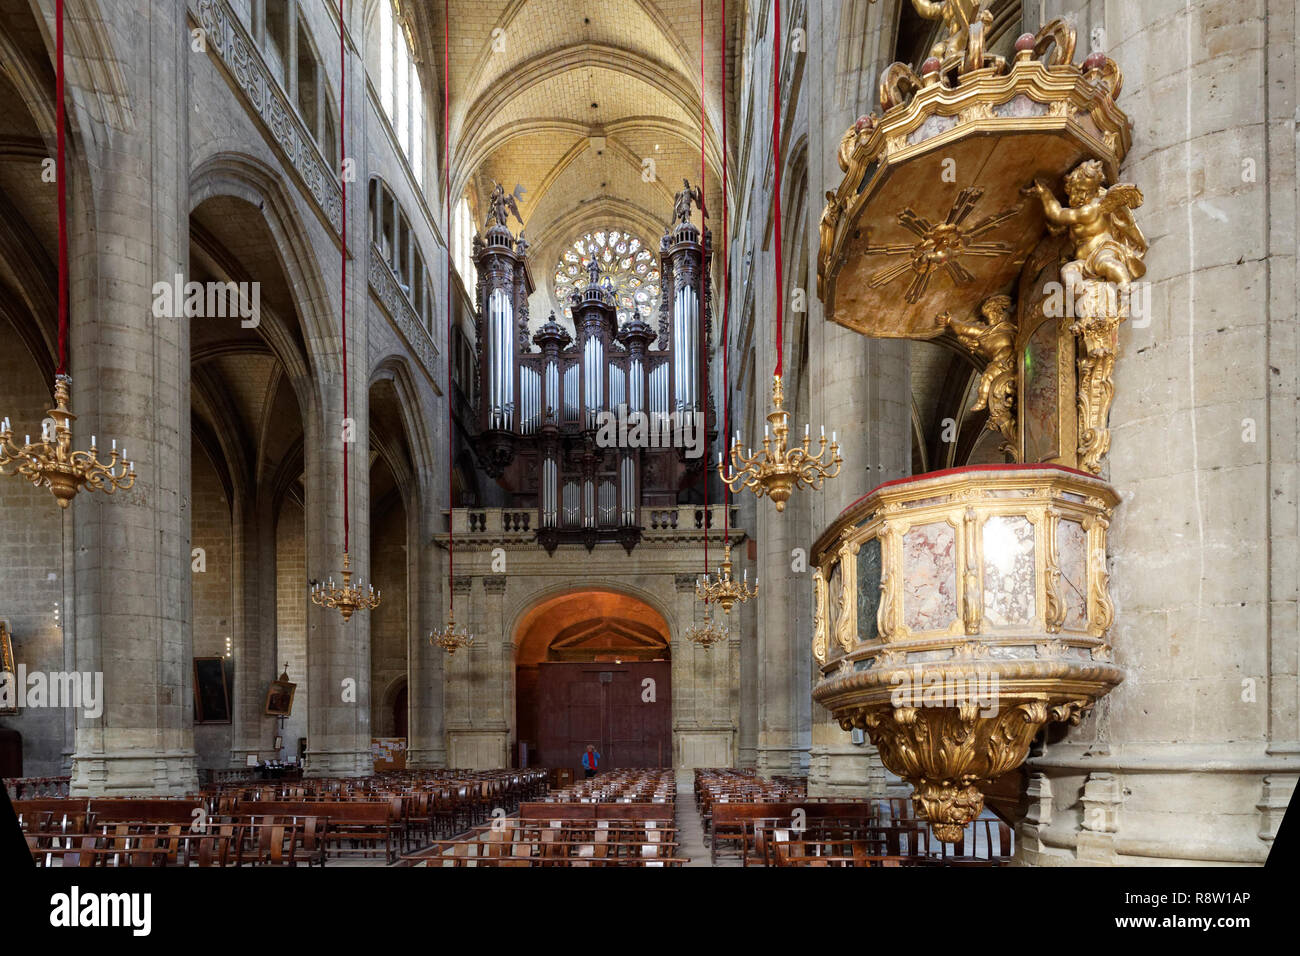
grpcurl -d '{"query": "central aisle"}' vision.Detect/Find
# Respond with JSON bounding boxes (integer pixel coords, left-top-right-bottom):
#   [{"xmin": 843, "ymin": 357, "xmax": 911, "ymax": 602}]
[{"xmin": 675, "ymin": 769, "xmax": 740, "ymax": 868}]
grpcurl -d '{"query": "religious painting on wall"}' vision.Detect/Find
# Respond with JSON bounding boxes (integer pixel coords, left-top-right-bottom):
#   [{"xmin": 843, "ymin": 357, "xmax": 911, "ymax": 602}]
[
  {"xmin": 264, "ymin": 673, "xmax": 296, "ymax": 717},
  {"xmin": 193, "ymin": 657, "xmax": 231, "ymax": 724}
]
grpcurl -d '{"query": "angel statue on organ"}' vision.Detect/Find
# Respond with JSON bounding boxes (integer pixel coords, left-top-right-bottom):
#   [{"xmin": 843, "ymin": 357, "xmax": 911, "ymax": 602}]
[{"xmin": 670, "ymin": 179, "xmax": 708, "ymax": 227}]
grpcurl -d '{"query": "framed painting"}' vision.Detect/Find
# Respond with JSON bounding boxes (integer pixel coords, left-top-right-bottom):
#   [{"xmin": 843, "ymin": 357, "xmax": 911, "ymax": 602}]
[
  {"xmin": 264, "ymin": 677, "xmax": 296, "ymax": 717},
  {"xmin": 193, "ymin": 657, "xmax": 231, "ymax": 724},
  {"xmin": 1, "ymin": 621, "xmax": 16, "ymax": 716}
]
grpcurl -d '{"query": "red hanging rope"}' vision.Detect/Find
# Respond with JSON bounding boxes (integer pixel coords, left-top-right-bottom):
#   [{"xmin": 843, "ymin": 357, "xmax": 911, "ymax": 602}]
[
  {"xmin": 55, "ymin": 0, "xmax": 67, "ymax": 375},
  {"xmin": 721, "ymin": 0, "xmax": 729, "ymax": 547},
  {"xmin": 700, "ymin": 0, "xmax": 708, "ymax": 579},
  {"xmin": 771, "ymin": 0, "xmax": 784, "ymax": 381},
  {"xmin": 444, "ymin": 0, "xmax": 454, "ymax": 611},
  {"xmin": 340, "ymin": 0, "xmax": 349, "ymax": 555}
]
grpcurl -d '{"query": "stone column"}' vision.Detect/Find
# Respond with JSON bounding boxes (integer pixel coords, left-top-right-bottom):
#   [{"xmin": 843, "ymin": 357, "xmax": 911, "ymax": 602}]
[
  {"xmin": 69, "ymin": 1, "xmax": 197, "ymax": 795},
  {"xmin": 304, "ymin": 2, "xmax": 373, "ymax": 775},
  {"xmin": 406, "ymin": 473, "xmax": 447, "ymax": 768},
  {"xmin": 229, "ymin": 493, "xmax": 278, "ymax": 766}
]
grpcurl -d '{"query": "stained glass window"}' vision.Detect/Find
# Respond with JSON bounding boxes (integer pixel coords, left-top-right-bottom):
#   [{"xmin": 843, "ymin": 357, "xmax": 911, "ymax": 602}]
[{"xmin": 552, "ymin": 230, "xmax": 661, "ymax": 325}]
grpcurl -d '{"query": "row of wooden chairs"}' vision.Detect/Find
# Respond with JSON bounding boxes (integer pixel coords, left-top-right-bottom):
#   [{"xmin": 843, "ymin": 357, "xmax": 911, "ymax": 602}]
[{"xmin": 25, "ymin": 818, "xmax": 329, "ymax": 868}]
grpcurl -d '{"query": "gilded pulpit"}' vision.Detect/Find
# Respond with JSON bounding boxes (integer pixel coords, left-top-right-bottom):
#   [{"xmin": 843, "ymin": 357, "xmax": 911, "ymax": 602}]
[{"xmin": 814, "ymin": 13, "xmax": 1144, "ymax": 841}]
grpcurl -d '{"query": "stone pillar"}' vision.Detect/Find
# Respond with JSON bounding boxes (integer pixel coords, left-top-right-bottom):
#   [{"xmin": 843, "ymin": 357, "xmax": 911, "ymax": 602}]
[
  {"xmin": 406, "ymin": 475, "xmax": 447, "ymax": 768},
  {"xmin": 229, "ymin": 494, "xmax": 278, "ymax": 767},
  {"xmin": 69, "ymin": 1, "xmax": 197, "ymax": 794},
  {"xmin": 805, "ymin": 0, "xmax": 910, "ymax": 797},
  {"xmin": 304, "ymin": 1, "xmax": 373, "ymax": 775}
]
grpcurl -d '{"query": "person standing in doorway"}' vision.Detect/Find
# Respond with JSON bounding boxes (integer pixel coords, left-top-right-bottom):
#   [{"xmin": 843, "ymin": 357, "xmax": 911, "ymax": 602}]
[{"xmin": 582, "ymin": 744, "xmax": 601, "ymax": 778}]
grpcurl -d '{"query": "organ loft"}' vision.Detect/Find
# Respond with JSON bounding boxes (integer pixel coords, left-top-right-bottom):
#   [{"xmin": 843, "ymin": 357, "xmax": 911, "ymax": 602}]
[{"xmin": 467, "ymin": 180, "xmax": 716, "ymax": 553}]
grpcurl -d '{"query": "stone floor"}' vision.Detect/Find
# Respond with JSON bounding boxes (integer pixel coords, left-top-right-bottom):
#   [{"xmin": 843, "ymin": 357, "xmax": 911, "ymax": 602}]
[{"xmin": 675, "ymin": 769, "xmax": 739, "ymax": 867}]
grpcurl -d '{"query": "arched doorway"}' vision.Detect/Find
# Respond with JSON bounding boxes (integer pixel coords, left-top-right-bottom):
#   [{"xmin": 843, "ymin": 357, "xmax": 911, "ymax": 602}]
[{"xmin": 514, "ymin": 591, "xmax": 671, "ymax": 771}]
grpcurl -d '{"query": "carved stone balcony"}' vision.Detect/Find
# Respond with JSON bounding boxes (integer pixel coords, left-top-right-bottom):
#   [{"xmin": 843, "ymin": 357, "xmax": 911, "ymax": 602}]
[{"xmin": 810, "ymin": 464, "xmax": 1122, "ymax": 840}]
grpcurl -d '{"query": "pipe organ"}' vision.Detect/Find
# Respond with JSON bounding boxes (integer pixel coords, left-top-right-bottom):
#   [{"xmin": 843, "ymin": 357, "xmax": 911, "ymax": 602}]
[{"xmin": 468, "ymin": 188, "xmax": 715, "ymax": 553}]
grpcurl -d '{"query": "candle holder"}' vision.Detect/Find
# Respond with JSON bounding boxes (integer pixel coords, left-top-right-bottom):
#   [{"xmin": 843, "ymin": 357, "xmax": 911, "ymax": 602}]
[
  {"xmin": 310, "ymin": 552, "xmax": 380, "ymax": 623},
  {"xmin": 720, "ymin": 375, "xmax": 841, "ymax": 512},
  {"xmin": 0, "ymin": 375, "xmax": 136, "ymax": 508}
]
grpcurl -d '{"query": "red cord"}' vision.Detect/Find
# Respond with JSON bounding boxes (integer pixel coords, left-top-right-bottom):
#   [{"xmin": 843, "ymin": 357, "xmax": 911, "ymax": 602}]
[
  {"xmin": 700, "ymin": 0, "xmax": 708, "ymax": 579},
  {"xmin": 721, "ymin": 0, "xmax": 728, "ymax": 547},
  {"xmin": 772, "ymin": 0, "xmax": 783, "ymax": 381},
  {"xmin": 55, "ymin": 0, "xmax": 67, "ymax": 375},
  {"xmin": 340, "ymin": 0, "xmax": 349, "ymax": 555},
  {"xmin": 445, "ymin": 0, "xmax": 453, "ymax": 611}
]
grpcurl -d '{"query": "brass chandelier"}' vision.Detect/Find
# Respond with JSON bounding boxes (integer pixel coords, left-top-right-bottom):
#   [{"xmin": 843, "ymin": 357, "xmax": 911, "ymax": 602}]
[
  {"xmin": 695, "ymin": 541, "xmax": 756, "ymax": 613},
  {"xmin": 430, "ymin": 609, "xmax": 474, "ymax": 655},
  {"xmin": 684, "ymin": 606, "xmax": 730, "ymax": 649},
  {"xmin": 0, "ymin": 376, "xmax": 135, "ymax": 508},
  {"xmin": 720, "ymin": 376, "xmax": 842, "ymax": 512},
  {"xmin": 0, "ymin": 4, "xmax": 134, "ymax": 509},
  {"xmin": 311, "ymin": 553, "xmax": 380, "ymax": 624}
]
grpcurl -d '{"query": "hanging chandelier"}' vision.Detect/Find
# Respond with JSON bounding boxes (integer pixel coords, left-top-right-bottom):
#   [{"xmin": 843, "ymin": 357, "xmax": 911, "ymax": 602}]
[
  {"xmin": 0, "ymin": 377, "xmax": 135, "ymax": 507},
  {"xmin": 0, "ymin": 1, "xmax": 134, "ymax": 509},
  {"xmin": 685, "ymin": 606, "xmax": 730, "ymax": 650},
  {"xmin": 722, "ymin": 0, "xmax": 841, "ymax": 513},
  {"xmin": 695, "ymin": 541, "xmax": 756, "ymax": 613},
  {"xmin": 311, "ymin": 0, "xmax": 380, "ymax": 623},
  {"xmin": 311, "ymin": 553, "xmax": 380, "ymax": 623},
  {"xmin": 720, "ymin": 376, "xmax": 842, "ymax": 512},
  {"xmin": 430, "ymin": 609, "xmax": 474, "ymax": 655}
]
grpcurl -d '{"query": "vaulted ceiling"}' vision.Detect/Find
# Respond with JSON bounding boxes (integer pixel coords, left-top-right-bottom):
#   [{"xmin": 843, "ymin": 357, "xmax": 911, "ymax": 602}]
[{"xmin": 408, "ymin": 0, "xmax": 739, "ymax": 323}]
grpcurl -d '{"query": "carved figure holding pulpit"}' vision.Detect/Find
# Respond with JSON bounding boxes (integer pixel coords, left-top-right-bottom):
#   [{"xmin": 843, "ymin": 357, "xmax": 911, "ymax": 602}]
[{"xmin": 1028, "ymin": 160, "xmax": 1147, "ymax": 472}]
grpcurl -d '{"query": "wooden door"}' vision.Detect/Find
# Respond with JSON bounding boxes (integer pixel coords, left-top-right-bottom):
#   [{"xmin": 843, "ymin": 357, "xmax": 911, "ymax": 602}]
[{"xmin": 535, "ymin": 661, "xmax": 670, "ymax": 771}]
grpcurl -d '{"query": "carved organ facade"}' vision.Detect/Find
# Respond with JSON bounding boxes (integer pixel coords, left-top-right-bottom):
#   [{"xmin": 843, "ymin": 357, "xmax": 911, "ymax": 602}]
[{"xmin": 468, "ymin": 194, "xmax": 714, "ymax": 553}]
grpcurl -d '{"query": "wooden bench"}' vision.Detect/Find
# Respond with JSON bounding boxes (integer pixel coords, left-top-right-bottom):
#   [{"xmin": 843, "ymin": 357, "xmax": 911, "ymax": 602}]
[{"xmin": 232, "ymin": 799, "xmax": 400, "ymax": 863}]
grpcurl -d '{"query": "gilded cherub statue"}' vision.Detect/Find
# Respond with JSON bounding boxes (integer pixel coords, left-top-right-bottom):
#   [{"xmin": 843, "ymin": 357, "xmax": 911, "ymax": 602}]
[
  {"xmin": 1027, "ymin": 159, "xmax": 1146, "ymax": 298},
  {"xmin": 871, "ymin": 0, "xmax": 988, "ymax": 65},
  {"xmin": 1027, "ymin": 159, "xmax": 1147, "ymax": 474},
  {"xmin": 946, "ymin": 295, "xmax": 1017, "ymax": 456}
]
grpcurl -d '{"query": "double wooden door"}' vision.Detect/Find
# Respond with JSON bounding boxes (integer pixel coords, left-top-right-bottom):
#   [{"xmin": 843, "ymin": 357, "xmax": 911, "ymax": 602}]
[{"xmin": 535, "ymin": 661, "xmax": 671, "ymax": 771}]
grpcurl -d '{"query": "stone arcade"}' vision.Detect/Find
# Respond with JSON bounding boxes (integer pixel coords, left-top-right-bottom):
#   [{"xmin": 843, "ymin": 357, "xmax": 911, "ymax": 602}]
[{"xmin": 0, "ymin": 0, "xmax": 1294, "ymax": 871}]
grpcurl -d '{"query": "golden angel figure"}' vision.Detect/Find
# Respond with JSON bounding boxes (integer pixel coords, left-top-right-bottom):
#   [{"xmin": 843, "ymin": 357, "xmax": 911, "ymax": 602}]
[
  {"xmin": 872, "ymin": 0, "xmax": 987, "ymax": 63},
  {"xmin": 1028, "ymin": 159, "xmax": 1146, "ymax": 296},
  {"xmin": 946, "ymin": 294, "xmax": 1017, "ymax": 453}
]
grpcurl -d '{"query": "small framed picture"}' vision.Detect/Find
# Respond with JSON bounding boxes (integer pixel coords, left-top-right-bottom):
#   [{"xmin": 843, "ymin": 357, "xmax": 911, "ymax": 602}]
[
  {"xmin": 264, "ymin": 677, "xmax": 296, "ymax": 717},
  {"xmin": 0, "ymin": 621, "xmax": 16, "ymax": 716},
  {"xmin": 273, "ymin": 735, "xmax": 283, "ymax": 750}
]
